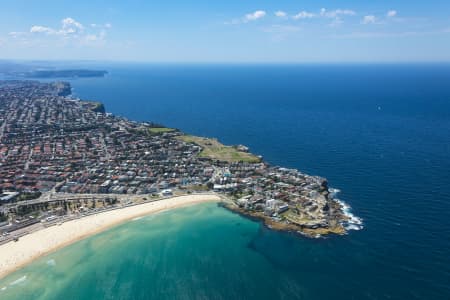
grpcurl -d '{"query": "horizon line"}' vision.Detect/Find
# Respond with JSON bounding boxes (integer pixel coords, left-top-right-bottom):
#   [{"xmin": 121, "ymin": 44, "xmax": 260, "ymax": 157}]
[{"xmin": 2, "ymin": 59, "xmax": 450, "ymax": 65}]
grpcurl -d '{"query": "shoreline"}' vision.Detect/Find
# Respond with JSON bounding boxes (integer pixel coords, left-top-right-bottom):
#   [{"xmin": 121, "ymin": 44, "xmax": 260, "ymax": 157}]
[
  {"xmin": 221, "ymin": 202, "xmax": 347, "ymax": 238},
  {"xmin": 0, "ymin": 194, "xmax": 221, "ymax": 280}
]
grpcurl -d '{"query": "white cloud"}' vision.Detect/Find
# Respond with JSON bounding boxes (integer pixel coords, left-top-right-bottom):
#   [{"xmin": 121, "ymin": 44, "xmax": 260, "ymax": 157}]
[
  {"xmin": 82, "ymin": 30, "xmax": 107, "ymax": 45},
  {"xmin": 245, "ymin": 10, "xmax": 266, "ymax": 21},
  {"xmin": 275, "ymin": 11, "xmax": 287, "ymax": 18},
  {"xmin": 318, "ymin": 8, "xmax": 356, "ymax": 27},
  {"xmin": 293, "ymin": 11, "xmax": 315, "ymax": 20},
  {"xmin": 8, "ymin": 31, "xmax": 27, "ymax": 38},
  {"xmin": 30, "ymin": 25, "xmax": 55, "ymax": 34},
  {"xmin": 226, "ymin": 10, "xmax": 267, "ymax": 25},
  {"xmin": 362, "ymin": 15, "xmax": 377, "ymax": 24},
  {"xmin": 91, "ymin": 23, "xmax": 112, "ymax": 29},
  {"xmin": 387, "ymin": 10, "xmax": 397, "ymax": 18},
  {"xmin": 320, "ymin": 8, "xmax": 356, "ymax": 18},
  {"xmin": 62, "ymin": 17, "xmax": 83, "ymax": 29},
  {"xmin": 227, "ymin": 7, "xmax": 359, "ymax": 26},
  {"xmin": 19, "ymin": 17, "xmax": 110, "ymax": 46},
  {"xmin": 30, "ymin": 17, "xmax": 85, "ymax": 36},
  {"xmin": 60, "ymin": 17, "xmax": 84, "ymax": 35}
]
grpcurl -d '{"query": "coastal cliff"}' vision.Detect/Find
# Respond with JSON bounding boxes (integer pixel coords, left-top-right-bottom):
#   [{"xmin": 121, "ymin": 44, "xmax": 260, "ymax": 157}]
[{"xmin": 0, "ymin": 80, "xmax": 361, "ymax": 239}]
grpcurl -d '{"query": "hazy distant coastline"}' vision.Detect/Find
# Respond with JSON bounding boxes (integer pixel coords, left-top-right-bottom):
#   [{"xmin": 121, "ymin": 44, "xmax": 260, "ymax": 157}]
[
  {"xmin": 24, "ymin": 69, "xmax": 108, "ymax": 78},
  {"xmin": 0, "ymin": 61, "xmax": 107, "ymax": 79}
]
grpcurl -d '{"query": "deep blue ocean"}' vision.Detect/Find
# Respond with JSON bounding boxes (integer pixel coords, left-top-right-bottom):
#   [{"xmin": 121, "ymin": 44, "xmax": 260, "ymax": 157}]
[{"xmin": 3, "ymin": 64, "xmax": 450, "ymax": 299}]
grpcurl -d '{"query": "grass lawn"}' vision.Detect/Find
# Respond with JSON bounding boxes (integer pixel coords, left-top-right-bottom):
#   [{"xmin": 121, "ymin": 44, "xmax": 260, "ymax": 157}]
[
  {"xmin": 148, "ymin": 127, "xmax": 176, "ymax": 134},
  {"xmin": 177, "ymin": 135, "xmax": 261, "ymax": 163}
]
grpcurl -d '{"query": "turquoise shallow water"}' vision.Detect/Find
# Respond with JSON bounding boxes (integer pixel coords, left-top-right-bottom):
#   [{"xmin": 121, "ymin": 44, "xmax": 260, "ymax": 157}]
[{"xmin": 0, "ymin": 203, "xmax": 318, "ymax": 300}]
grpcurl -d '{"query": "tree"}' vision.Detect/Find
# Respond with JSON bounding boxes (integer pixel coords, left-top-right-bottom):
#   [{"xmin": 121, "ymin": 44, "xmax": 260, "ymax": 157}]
[{"xmin": 0, "ymin": 212, "xmax": 7, "ymax": 222}]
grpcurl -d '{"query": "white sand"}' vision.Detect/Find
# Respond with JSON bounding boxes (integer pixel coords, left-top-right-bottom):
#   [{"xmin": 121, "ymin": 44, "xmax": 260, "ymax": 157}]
[{"xmin": 0, "ymin": 194, "xmax": 221, "ymax": 279}]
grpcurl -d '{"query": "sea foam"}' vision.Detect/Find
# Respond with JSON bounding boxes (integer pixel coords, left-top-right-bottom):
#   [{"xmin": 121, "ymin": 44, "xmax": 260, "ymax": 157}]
[
  {"xmin": 329, "ymin": 188, "xmax": 363, "ymax": 231},
  {"xmin": 47, "ymin": 259, "xmax": 56, "ymax": 266},
  {"xmin": 9, "ymin": 276, "xmax": 27, "ymax": 286}
]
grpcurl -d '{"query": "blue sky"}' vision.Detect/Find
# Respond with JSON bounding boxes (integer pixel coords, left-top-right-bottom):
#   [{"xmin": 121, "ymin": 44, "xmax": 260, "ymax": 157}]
[{"xmin": 0, "ymin": 0, "xmax": 449, "ymax": 62}]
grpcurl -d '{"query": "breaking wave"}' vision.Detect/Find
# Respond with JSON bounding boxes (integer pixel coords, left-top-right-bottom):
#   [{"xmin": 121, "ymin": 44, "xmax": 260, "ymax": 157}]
[
  {"xmin": 9, "ymin": 276, "xmax": 27, "ymax": 286},
  {"xmin": 329, "ymin": 188, "xmax": 363, "ymax": 231}
]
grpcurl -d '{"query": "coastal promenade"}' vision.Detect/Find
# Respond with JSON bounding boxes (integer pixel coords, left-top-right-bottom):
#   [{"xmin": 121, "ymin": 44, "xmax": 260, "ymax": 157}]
[{"xmin": 0, "ymin": 194, "xmax": 221, "ymax": 280}]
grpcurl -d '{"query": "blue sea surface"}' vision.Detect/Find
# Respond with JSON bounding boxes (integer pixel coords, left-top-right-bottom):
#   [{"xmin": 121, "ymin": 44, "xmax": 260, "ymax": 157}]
[{"xmin": 2, "ymin": 64, "xmax": 450, "ymax": 299}]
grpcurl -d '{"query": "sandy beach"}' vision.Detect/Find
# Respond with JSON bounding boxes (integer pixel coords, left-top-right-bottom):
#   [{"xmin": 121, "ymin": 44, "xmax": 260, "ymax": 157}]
[{"xmin": 0, "ymin": 194, "xmax": 221, "ymax": 280}]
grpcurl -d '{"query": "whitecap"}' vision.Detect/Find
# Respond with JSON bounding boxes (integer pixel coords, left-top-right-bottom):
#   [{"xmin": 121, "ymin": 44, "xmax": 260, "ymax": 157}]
[
  {"xmin": 1, "ymin": 286, "xmax": 7, "ymax": 291},
  {"xmin": 346, "ymin": 224, "xmax": 362, "ymax": 231},
  {"xmin": 9, "ymin": 275, "xmax": 27, "ymax": 286},
  {"xmin": 328, "ymin": 188, "xmax": 341, "ymax": 194},
  {"xmin": 336, "ymin": 199, "xmax": 364, "ymax": 231},
  {"xmin": 47, "ymin": 259, "xmax": 56, "ymax": 266},
  {"xmin": 328, "ymin": 188, "xmax": 341, "ymax": 199}
]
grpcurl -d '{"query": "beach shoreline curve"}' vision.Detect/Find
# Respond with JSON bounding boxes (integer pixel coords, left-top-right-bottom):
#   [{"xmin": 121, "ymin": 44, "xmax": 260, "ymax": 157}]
[{"xmin": 0, "ymin": 194, "xmax": 221, "ymax": 280}]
